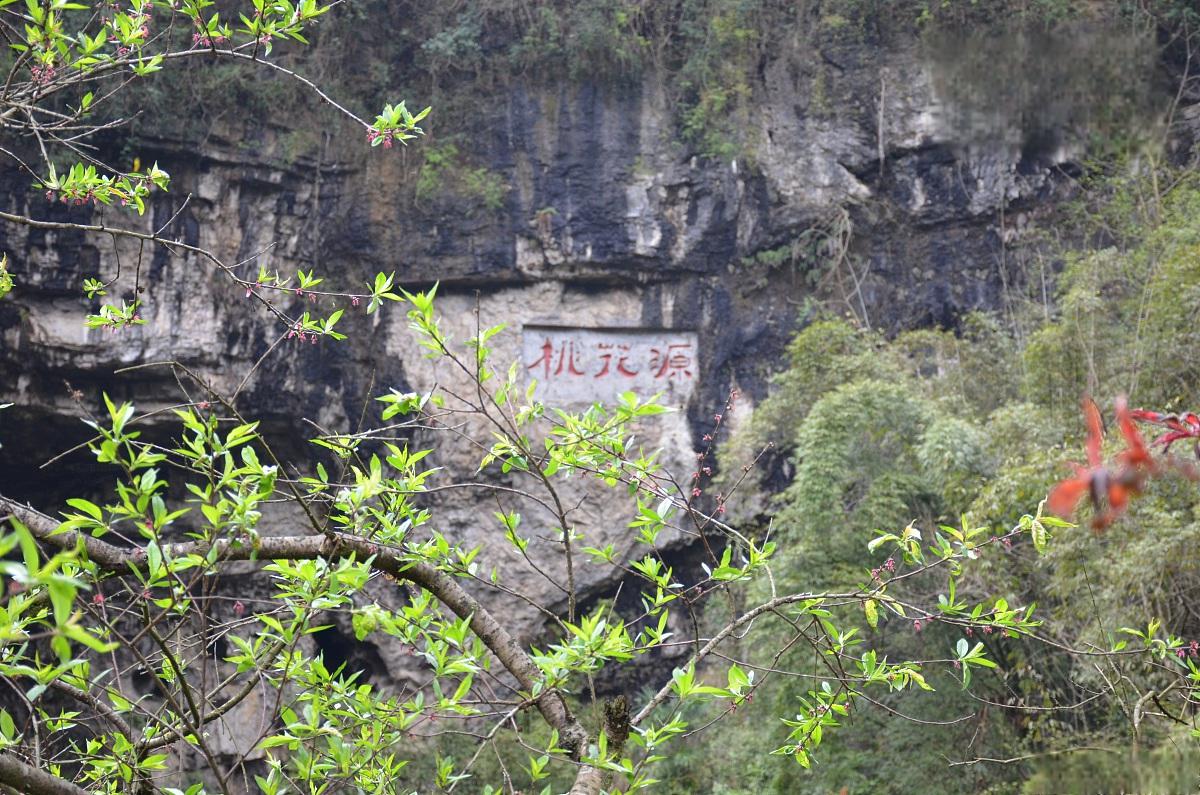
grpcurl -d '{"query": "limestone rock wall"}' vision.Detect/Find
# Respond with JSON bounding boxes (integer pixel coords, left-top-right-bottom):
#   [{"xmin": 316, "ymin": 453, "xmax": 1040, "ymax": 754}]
[{"xmin": 0, "ymin": 29, "xmax": 1117, "ymax": 653}]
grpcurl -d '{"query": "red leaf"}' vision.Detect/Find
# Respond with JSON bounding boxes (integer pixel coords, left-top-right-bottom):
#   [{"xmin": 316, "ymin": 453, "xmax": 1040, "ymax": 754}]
[
  {"xmin": 1047, "ymin": 477, "xmax": 1088, "ymax": 518},
  {"xmin": 1115, "ymin": 397, "xmax": 1151, "ymax": 466}
]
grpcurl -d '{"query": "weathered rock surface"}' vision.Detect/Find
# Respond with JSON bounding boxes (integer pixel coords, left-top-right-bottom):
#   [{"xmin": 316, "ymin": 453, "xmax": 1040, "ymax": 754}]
[{"xmin": 0, "ymin": 21, "xmax": 1173, "ymax": 691}]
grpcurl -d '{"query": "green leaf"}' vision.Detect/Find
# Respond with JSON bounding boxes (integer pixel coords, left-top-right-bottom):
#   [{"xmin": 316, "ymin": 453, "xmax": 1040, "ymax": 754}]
[
  {"xmin": 63, "ymin": 623, "xmax": 117, "ymax": 653},
  {"xmin": 47, "ymin": 579, "xmax": 74, "ymax": 625},
  {"xmin": 0, "ymin": 254, "xmax": 11, "ymax": 299},
  {"xmin": 1028, "ymin": 519, "xmax": 1045, "ymax": 553},
  {"xmin": 864, "ymin": 599, "xmax": 878, "ymax": 629},
  {"xmin": 65, "ymin": 498, "xmax": 102, "ymax": 520}
]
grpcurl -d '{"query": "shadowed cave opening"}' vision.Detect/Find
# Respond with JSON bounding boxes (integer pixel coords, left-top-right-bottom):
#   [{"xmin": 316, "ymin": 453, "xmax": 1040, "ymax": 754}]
[{"xmin": 312, "ymin": 624, "xmax": 377, "ymax": 683}]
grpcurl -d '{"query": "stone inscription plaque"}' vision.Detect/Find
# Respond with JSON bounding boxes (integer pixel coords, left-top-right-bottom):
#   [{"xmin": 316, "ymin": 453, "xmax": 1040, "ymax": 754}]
[{"xmin": 522, "ymin": 326, "xmax": 699, "ymax": 406}]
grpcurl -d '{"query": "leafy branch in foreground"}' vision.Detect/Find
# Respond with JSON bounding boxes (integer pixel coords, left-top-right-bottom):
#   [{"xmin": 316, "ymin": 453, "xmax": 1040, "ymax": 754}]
[
  {"xmin": 0, "ymin": 0, "xmax": 428, "ymax": 334},
  {"xmin": 0, "ymin": 287, "xmax": 1184, "ymax": 795}
]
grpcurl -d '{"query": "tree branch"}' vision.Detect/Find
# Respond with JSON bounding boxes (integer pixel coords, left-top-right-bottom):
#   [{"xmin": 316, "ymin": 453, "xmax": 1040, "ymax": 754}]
[
  {"xmin": 0, "ymin": 752, "xmax": 88, "ymax": 795},
  {"xmin": 46, "ymin": 680, "xmax": 133, "ymax": 741},
  {"xmin": 0, "ymin": 495, "xmax": 596, "ymax": 769}
]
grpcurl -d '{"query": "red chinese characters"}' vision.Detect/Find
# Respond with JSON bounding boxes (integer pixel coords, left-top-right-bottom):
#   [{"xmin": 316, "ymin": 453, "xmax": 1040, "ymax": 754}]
[
  {"xmin": 526, "ymin": 338, "xmax": 585, "ymax": 378},
  {"xmin": 595, "ymin": 343, "xmax": 639, "ymax": 378},
  {"xmin": 650, "ymin": 343, "xmax": 694, "ymax": 380},
  {"xmin": 523, "ymin": 329, "xmax": 699, "ymax": 403}
]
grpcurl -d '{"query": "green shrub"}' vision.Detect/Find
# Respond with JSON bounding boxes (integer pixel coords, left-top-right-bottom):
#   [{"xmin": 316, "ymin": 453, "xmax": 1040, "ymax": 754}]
[{"xmin": 415, "ymin": 140, "xmax": 508, "ymax": 212}]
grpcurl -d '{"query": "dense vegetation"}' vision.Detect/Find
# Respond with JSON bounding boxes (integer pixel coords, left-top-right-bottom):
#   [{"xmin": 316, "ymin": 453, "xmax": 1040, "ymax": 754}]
[{"xmin": 652, "ymin": 160, "xmax": 1200, "ymax": 792}]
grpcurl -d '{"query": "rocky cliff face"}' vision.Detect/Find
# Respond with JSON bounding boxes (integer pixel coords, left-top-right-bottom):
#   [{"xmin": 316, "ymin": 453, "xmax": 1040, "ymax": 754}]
[{"xmin": 0, "ymin": 21, "xmax": 1159, "ymax": 674}]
